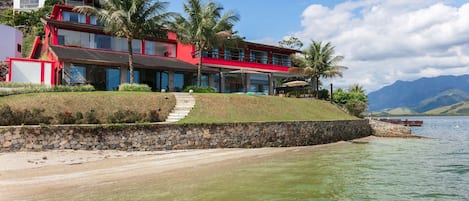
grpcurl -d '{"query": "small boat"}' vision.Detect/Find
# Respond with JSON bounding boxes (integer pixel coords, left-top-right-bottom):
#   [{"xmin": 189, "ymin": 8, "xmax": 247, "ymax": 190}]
[{"xmin": 378, "ymin": 119, "xmax": 424, "ymax": 127}]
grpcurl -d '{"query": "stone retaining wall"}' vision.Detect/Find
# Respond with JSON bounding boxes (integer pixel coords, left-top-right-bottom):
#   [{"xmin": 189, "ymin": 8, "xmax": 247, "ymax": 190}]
[
  {"xmin": 0, "ymin": 120, "xmax": 372, "ymax": 152},
  {"xmin": 368, "ymin": 119, "xmax": 412, "ymax": 137}
]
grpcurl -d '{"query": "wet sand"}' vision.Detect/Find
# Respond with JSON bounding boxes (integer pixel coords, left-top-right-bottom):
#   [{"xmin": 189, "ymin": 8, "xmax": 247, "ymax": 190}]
[{"xmin": 0, "ymin": 137, "xmax": 375, "ymax": 200}]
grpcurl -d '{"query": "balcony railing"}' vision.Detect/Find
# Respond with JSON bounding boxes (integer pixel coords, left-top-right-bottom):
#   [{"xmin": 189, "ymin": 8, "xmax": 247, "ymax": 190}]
[{"xmin": 201, "ymin": 51, "xmax": 292, "ymax": 67}]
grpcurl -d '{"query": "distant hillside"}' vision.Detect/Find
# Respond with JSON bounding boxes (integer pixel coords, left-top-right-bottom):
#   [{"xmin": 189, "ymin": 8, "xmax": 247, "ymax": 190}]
[
  {"xmin": 368, "ymin": 74, "xmax": 469, "ymax": 114},
  {"xmin": 425, "ymin": 100, "xmax": 469, "ymax": 115}
]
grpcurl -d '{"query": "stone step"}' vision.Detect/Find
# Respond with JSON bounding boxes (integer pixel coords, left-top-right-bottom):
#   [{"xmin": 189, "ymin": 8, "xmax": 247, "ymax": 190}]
[{"xmin": 163, "ymin": 92, "xmax": 195, "ymax": 123}]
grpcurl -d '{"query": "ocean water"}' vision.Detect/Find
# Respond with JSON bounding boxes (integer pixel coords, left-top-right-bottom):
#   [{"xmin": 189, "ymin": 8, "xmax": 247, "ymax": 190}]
[{"xmin": 59, "ymin": 116, "xmax": 469, "ymax": 200}]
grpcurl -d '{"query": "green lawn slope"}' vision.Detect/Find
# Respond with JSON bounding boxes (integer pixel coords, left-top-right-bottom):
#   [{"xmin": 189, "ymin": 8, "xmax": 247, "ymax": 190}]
[
  {"xmin": 425, "ymin": 100, "xmax": 469, "ymax": 115},
  {"xmin": 179, "ymin": 94, "xmax": 357, "ymax": 123},
  {"xmin": 0, "ymin": 92, "xmax": 176, "ymax": 123}
]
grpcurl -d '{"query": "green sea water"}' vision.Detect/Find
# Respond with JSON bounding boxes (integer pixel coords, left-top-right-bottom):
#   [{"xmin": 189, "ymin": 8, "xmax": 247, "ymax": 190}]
[{"xmin": 54, "ymin": 116, "xmax": 469, "ymax": 200}]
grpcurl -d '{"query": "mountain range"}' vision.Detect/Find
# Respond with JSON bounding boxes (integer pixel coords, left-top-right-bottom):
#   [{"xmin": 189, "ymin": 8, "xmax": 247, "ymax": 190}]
[{"xmin": 367, "ymin": 74, "xmax": 469, "ymax": 115}]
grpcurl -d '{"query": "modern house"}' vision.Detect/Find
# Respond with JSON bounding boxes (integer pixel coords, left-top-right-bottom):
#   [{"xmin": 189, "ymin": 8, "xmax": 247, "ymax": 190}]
[
  {"xmin": 13, "ymin": 0, "xmax": 46, "ymax": 11},
  {"xmin": 14, "ymin": 2, "xmax": 298, "ymax": 94},
  {"xmin": 0, "ymin": 24, "xmax": 23, "ymax": 61}
]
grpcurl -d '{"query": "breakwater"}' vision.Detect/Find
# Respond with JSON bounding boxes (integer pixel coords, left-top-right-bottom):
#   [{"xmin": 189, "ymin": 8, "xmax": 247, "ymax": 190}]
[{"xmin": 0, "ymin": 120, "xmax": 372, "ymax": 152}]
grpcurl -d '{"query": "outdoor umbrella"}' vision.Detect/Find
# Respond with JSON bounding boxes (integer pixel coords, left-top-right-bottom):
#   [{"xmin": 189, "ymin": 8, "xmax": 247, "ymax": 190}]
[{"xmin": 283, "ymin": 80, "xmax": 309, "ymax": 87}]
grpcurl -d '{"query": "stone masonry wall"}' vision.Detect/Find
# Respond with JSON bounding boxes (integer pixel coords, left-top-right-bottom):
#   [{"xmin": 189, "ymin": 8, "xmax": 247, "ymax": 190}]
[
  {"xmin": 0, "ymin": 120, "xmax": 372, "ymax": 152},
  {"xmin": 368, "ymin": 119, "xmax": 412, "ymax": 137}
]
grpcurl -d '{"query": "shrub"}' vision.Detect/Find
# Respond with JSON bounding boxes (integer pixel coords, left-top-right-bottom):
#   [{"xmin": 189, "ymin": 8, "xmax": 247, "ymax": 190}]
[
  {"xmin": 118, "ymin": 83, "xmax": 151, "ymax": 92},
  {"xmin": 0, "ymin": 105, "xmax": 52, "ymax": 125},
  {"xmin": 85, "ymin": 109, "xmax": 100, "ymax": 124},
  {"xmin": 345, "ymin": 99, "xmax": 368, "ymax": 117},
  {"xmin": 183, "ymin": 85, "xmax": 216, "ymax": 93},
  {"xmin": 146, "ymin": 109, "xmax": 160, "ymax": 122},
  {"xmin": 108, "ymin": 110, "xmax": 146, "ymax": 123}
]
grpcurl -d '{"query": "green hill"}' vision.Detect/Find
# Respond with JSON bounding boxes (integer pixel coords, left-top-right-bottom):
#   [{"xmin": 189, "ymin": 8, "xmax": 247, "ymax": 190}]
[{"xmin": 425, "ymin": 100, "xmax": 469, "ymax": 115}]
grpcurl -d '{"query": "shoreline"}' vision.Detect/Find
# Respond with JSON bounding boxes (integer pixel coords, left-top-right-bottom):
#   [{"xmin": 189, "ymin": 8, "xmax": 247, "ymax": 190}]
[{"xmin": 0, "ymin": 137, "xmax": 377, "ymax": 200}]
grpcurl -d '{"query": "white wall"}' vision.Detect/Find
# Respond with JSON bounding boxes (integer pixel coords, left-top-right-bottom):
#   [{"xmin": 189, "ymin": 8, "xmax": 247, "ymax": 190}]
[
  {"xmin": 9, "ymin": 60, "xmax": 54, "ymax": 86},
  {"xmin": 0, "ymin": 25, "xmax": 23, "ymax": 61}
]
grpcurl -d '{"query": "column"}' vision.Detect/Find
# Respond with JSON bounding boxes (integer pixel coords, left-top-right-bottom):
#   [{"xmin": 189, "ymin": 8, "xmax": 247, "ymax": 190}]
[
  {"xmin": 120, "ymin": 66, "xmax": 128, "ymax": 84},
  {"xmin": 62, "ymin": 63, "xmax": 71, "ymax": 85},
  {"xmin": 268, "ymin": 73, "xmax": 274, "ymax": 95},
  {"xmin": 245, "ymin": 74, "xmax": 250, "ymax": 93},
  {"xmin": 219, "ymin": 70, "xmax": 225, "ymax": 93},
  {"xmin": 208, "ymin": 73, "xmax": 215, "ymax": 89},
  {"xmin": 168, "ymin": 71, "xmax": 174, "ymax": 92}
]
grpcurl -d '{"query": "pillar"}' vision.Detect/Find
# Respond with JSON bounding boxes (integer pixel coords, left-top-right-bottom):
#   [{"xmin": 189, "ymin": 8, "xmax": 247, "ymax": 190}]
[
  {"xmin": 268, "ymin": 73, "xmax": 274, "ymax": 95},
  {"xmin": 62, "ymin": 63, "xmax": 71, "ymax": 85},
  {"xmin": 168, "ymin": 71, "xmax": 174, "ymax": 92},
  {"xmin": 208, "ymin": 73, "xmax": 215, "ymax": 89},
  {"xmin": 120, "ymin": 66, "xmax": 128, "ymax": 84},
  {"xmin": 245, "ymin": 74, "xmax": 250, "ymax": 93},
  {"xmin": 219, "ymin": 70, "xmax": 225, "ymax": 93}
]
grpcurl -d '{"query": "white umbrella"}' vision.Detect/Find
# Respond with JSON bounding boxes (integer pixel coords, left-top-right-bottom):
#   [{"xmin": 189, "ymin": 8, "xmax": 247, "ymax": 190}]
[{"xmin": 283, "ymin": 80, "xmax": 309, "ymax": 87}]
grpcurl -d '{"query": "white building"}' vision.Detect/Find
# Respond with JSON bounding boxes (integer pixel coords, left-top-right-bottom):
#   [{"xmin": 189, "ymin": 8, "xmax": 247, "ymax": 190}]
[
  {"xmin": 0, "ymin": 24, "xmax": 23, "ymax": 61},
  {"xmin": 13, "ymin": 0, "xmax": 46, "ymax": 11}
]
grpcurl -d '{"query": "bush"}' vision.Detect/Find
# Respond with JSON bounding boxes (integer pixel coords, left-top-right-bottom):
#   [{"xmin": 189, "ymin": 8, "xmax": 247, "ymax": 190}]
[
  {"xmin": 183, "ymin": 85, "xmax": 216, "ymax": 93},
  {"xmin": 345, "ymin": 99, "xmax": 368, "ymax": 117},
  {"xmin": 146, "ymin": 109, "xmax": 160, "ymax": 122},
  {"xmin": 0, "ymin": 105, "xmax": 52, "ymax": 125},
  {"xmin": 55, "ymin": 111, "xmax": 85, "ymax": 124},
  {"xmin": 108, "ymin": 110, "xmax": 146, "ymax": 123},
  {"xmin": 118, "ymin": 83, "xmax": 151, "ymax": 92},
  {"xmin": 84, "ymin": 109, "xmax": 100, "ymax": 124}
]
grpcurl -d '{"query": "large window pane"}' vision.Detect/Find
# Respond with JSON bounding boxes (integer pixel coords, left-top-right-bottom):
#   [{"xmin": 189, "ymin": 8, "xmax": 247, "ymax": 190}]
[
  {"xmin": 57, "ymin": 29, "xmax": 90, "ymax": 48},
  {"xmin": 174, "ymin": 73, "xmax": 184, "ymax": 92},
  {"xmin": 106, "ymin": 68, "xmax": 120, "ymax": 91},
  {"xmin": 70, "ymin": 65, "xmax": 86, "ymax": 85},
  {"xmin": 62, "ymin": 11, "xmax": 86, "ymax": 23},
  {"xmin": 250, "ymin": 50, "xmax": 267, "ymax": 64},
  {"xmin": 145, "ymin": 41, "xmax": 176, "ymax": 57},
  {"xmin": 95, "ymin": 34, "xmax": 111, "ymax": 50}
]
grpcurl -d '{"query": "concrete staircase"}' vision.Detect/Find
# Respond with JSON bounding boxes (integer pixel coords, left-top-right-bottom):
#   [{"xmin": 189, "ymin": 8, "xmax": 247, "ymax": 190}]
[{"xmin": 164, "ymin": 92, "xmax": 195, "ymax": 123}]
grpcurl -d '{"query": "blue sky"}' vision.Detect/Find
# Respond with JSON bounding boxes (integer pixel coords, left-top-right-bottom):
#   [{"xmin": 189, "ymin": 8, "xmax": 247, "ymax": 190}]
[{"xmin": 167, "ymin": 0, "xmax": 469, "ymax": 92}]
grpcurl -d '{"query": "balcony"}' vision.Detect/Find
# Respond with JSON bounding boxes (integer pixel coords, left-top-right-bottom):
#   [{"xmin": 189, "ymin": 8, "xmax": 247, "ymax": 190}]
[
  {"xmin": 200, "ymin": 51, "xmax": 291, "ymax": 73},
  {"xmin": 64, "ymin": 0, "xmax": 95, "ymax": 6}
]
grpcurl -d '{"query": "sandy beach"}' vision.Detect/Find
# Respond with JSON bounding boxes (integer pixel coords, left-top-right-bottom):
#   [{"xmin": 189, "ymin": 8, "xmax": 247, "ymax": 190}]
[{"xmin": 0, "ymin": 137, "xmax": 374, "ymax": 200}]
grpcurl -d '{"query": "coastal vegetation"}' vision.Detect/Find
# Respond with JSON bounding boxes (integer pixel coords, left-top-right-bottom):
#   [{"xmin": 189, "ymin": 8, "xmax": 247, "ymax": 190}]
[
  {"xmin": 170, "ymin": 0, "xmax": 240, "ymax": 86},
  {"xmin": 289, "ymin": 40, "xmax": 348, "ymax": 99},
  {"xmin": 333, "ymin": 84, "xmax": 368, "ymax": 117}
]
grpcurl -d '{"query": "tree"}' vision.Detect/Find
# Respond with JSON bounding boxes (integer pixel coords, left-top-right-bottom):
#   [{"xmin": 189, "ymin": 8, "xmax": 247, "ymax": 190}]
[
  {"xmin": 279, "ymin": 36, "xmax": 303, "ymax": 50},
  {"xmin": 74, "ymin": 0, "xmax": 173, "ymax": 84},
  {"xmin": 170, "ymin": 0, "xmax": 239, "ymax": 86},
  {"xmin": 290, "ymin": 40, "xmax": 348, "ymax": 98},
  {"xmin": 349, "ymin": 83, "xmax": 365, "ymax": 94},
  {"xmin": 332, "ymin": 84, "xmax": 368, "ymax": 117}
]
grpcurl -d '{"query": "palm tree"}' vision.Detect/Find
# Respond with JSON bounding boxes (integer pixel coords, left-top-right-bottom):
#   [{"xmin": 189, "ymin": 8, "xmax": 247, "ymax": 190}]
[
  {"xmin": 170, "ymin": 0, "xmax": 239, "ymax": 86},
  {"xmin": 74, "ymin": 0, "xmax": 173, "ymax": 84},
  {"xmin": 290, "ymin": 40, "xmax": 348, "ymax": 98},
  {"xmin": 349, "ymin": 83, "xmax": 365, "ymax": 94}
]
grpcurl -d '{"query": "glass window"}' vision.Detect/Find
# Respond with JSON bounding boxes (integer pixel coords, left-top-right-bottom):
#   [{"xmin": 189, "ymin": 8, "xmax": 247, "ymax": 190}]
[
  {"xmin": 20, "ymin": 0, "xmax": 39, "ymax": 8},
  {"xmin": 106, "ymin": 68, "xmax": 120, "ymax": 91},
  {"xmin": 111, "ymin": 37, "xmax": 127, "ymax": 52},
  {"xmin": 203, "ymin": 48, "xmax": 219, "ymax": 58},
  {"xmin": 145, "ymin": 41, "xmax": 176, "ymax": 57},
  {"xmin": 127, "ymin": 70, "xmax": 140, "ymax": 83},
  {"xmin": 224, "ymin": 49, "xmax": 243, "ymax": 61},
  {"xmin": 57, "ymin": 29, "xmax": 91, "ymax": 48},
  {"xmin": 132, "ymin": 39, "xmax": 142, "ymax": 54},
  {"xmin": 250, "ymin": 50, "xmax": 267, "ymax": 64},
  {"xmin": 90, "ymin": 16, "xmax": 104, "ymax": 26},
  {"xmin": 156, "ymin": 72, "xmax": 168, "ymax": 91},
  {"xmin": 70, "ymin": 65, "xmax": 86, "ymax": 84},
  {"xmin": 95, "ymin": 34, "xmax": 111, "ymax": 50},
  {"xmin": 174, "ymin": 73, "xmax": 184, "ymax": 92},
  {"xmin": 63, "ymin": 11, "xmax": 86, "ymax": 23},
  {"xmin": 273, "ymin": 54, "xmax": 291, "ymax": 66}
]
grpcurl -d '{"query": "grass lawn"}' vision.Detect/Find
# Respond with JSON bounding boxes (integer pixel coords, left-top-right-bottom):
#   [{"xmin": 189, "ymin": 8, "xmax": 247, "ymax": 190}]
[
  {"xmin": 0, "ymin": 92, "xmax": 176, "ymax": 123},
  {"xmin": 179, "ymin": 94, "xmax": 357, "ymax": 123}
]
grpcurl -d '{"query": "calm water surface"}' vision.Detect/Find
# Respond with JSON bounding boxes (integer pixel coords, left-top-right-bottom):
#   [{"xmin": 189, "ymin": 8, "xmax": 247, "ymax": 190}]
[{"xmin": 71, "ymin": 116, "xmax": 469, "ymax": 200}]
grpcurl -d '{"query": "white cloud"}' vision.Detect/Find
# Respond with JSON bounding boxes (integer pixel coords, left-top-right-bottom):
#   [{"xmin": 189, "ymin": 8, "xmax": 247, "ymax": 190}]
[{"xmin": 294, "ymin": 0, "xmax": 469, "ymax": 92}]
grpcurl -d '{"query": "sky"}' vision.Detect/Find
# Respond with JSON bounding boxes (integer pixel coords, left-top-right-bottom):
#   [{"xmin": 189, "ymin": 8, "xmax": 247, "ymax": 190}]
[{"xmin": 167, "ymin": 0, "xmax": 469, "ymax": 93}]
